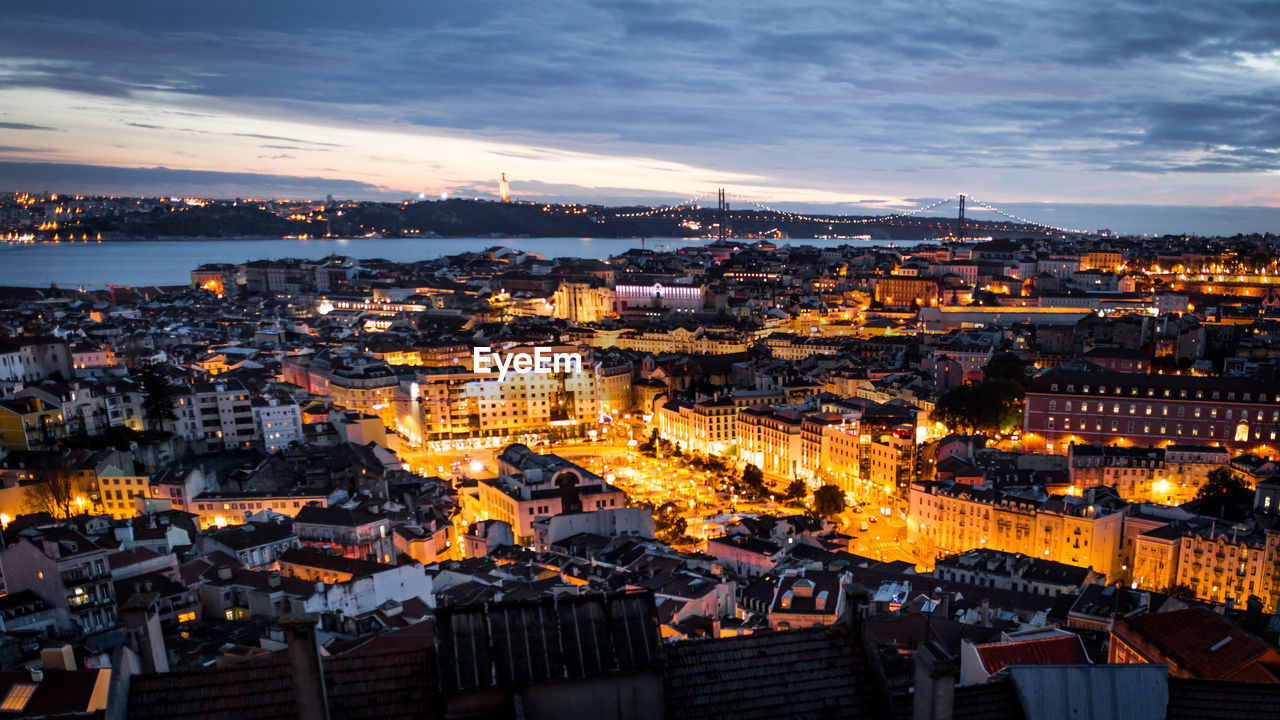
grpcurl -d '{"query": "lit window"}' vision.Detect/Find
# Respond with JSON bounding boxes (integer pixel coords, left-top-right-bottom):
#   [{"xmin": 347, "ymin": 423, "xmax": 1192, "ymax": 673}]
[{"xmin": 0, "ymin": 685, "xmax": 36, "ymax": 712}]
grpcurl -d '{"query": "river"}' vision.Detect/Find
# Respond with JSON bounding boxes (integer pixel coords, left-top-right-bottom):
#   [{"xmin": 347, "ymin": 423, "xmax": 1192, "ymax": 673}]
[{"xmin": 0, "ymin": 235, "xmax": 934, "ymax": 288}]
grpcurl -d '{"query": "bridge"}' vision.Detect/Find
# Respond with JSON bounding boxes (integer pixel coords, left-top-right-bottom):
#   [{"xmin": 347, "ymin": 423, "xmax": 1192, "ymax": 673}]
[{"xmin": 611, "ymin": 189, "xmax": 1086, "ymax": 237}]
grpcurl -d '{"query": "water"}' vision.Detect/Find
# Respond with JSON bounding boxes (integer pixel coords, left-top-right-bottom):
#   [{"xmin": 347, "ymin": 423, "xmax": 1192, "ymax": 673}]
[{"xmin": 0, "ymin": 235, "xmax": 935, "ymax": 288}]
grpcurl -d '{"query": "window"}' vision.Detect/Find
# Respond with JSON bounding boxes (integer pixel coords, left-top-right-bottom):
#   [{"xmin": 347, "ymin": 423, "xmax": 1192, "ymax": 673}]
[{"xmin": 0, "ymin": 685, "xmax": 36, "ymax": 712}]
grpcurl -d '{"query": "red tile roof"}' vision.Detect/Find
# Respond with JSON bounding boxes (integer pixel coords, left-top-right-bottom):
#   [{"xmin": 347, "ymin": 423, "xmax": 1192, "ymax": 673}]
[
  {"xmin": 975, "ymin": 635, "xmax": 1089, "ymax": 674},
  {"xmin": 1118, "ymin": 607, "xmax": 1277, "ymax": 680}
]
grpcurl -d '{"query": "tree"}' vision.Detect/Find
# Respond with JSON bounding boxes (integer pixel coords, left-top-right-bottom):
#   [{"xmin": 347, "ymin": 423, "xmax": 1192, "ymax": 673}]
[
  {"xmin": 1193, "ymin": 467, "xmax": 1253, "ymax": 521},
  {"xmin": 23, "ymin": 467, "xmax": 82, "ymax": 519},
  {"xmin": 813, "ymin": 485, "xmax": 846, "ymax": 519},
  {"xmin": 930, "ymin": 379, "xmax": 1025, "ymax": 435},
  {"xmin": 135, "ymin": 361, "xmax": 177, "ymax": 431},
  {"xmin": 983, "ymin": 353, "xmax": 1027, "ymax": 386},
  {"xmin": 1196, "ymin": 467, "xmax": 1249, "ymax": 501},
  {"xmin": 654, "ymin": 502, "xmax": 688, "ymax": 544},
  {"xmin": 739, "ymin": 463, "xmax": 767, "ymax": 499},
  {"xmin": 783, "ymin": 479, "xmax": 808, "ymax": 503}
]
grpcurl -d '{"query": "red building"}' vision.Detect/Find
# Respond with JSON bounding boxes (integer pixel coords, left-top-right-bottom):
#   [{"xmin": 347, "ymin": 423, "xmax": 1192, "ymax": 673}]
[{"xmin": 1024, "ymin": 368, "xmax": 1280, "ymax": 455}]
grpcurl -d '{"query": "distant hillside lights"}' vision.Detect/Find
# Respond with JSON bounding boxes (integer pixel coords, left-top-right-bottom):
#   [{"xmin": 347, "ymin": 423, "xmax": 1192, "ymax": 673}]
[{"xmin": 473, "ymin": 346, "xmax": 583, "ymax": 383}]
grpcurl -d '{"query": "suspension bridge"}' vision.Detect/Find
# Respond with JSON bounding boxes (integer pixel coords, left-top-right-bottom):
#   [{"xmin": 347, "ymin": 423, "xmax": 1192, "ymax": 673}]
[{"xmin": 610, "ymin": 189, "xmax": 1086, "ymax": 237}]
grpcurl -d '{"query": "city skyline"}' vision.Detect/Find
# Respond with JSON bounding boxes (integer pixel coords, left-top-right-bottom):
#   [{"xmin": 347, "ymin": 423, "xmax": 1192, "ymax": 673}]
[{"xmin": 5, "ymin": 1, "xmax": 1280, "ymax": 235}]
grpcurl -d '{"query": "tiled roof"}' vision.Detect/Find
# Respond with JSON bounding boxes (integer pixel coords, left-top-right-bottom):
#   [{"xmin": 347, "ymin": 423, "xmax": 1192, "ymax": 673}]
[
  {"xmin": 975, "ymin": 635, "xmax": 1089, "ymax": 674},
  {"xmin": 1167, "ymin": 676, "xmax": 1280, "ymax": 720},
  {"xmin": 434, "ymin": 591, "xmax": 662, "ymax": 693},
  {"xmin": 952, "ymin": 679, "xmax": 1026, "ymax": 720},
  {"xmin": 1119, "ymin": 607, "xmax": 1275, "ymax": 680},
  {"xmin": 663, "ymin": 625, "xmax": 885, "ymax": 719},
  {"xmin": 128, "ymin": 646, "xmax": 437, "ymax": 720}
]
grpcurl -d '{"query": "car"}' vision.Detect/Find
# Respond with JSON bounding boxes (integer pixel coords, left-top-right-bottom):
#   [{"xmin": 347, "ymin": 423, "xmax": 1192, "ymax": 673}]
[{"xmin": 869, "ymin": 516, "xmax": 878, "ymax": 523}]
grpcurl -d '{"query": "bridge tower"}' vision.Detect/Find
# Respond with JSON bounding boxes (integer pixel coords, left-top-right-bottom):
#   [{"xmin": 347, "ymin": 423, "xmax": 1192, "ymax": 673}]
[
  {"xmin": 955, "ymin": 193, "xmax": 966, "ymax": 241},
  {"xmin": 717, "ymin": 187, "xmax": 729, "ymax": 242}
]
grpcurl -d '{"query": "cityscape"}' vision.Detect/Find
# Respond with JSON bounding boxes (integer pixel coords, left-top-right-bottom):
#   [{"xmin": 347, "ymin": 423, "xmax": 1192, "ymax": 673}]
[{"xmin": 7, "ymin": 1, "xmax": 1280, "ymax": 719}]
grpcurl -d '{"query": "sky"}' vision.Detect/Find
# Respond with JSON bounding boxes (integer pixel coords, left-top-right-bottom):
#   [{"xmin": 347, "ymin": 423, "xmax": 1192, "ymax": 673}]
[{"xmin": 3, "ymin": 0, "xmax": 1280, "ymax": 235}]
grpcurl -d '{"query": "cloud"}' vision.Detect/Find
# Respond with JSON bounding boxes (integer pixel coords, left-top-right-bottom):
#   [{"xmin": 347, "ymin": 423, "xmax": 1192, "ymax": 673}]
[
  {"xmin": 0, "ymin": 161, "xmax": 402, "ymax": 199},
  {"xmin": 2, "ymin": 0, "xmax": 1280, "ymax": 211},
  {"xmin": 0, "ymin": 121, "xmax": 58, "ymax": 130}
]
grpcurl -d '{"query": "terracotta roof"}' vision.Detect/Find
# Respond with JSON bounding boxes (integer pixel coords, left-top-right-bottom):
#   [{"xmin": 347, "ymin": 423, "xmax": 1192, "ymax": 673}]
[
  {"xmin": 128, "ymin": 646, "xmax": 437, "ymax": 720},
  {"xmin": 663, "ymin": 625, "xmax": 885, "ymax": 719},
  {"xmin": 975, "ymin": 635, "xmax": 1090, "ymax": 675},
  {"xmin": 1118, "ymin": 607, "xmax": 1276, "ymax": 680}
]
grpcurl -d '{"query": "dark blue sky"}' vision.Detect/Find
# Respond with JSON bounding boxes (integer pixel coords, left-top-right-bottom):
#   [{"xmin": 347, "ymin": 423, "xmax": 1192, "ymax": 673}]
[{"xmin": 3, "ymin": 0, "xmax": 1280, "ymax": 234}]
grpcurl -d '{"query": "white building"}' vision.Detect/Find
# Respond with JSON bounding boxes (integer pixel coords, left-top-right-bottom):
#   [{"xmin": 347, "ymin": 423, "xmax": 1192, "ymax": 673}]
[{"xmin": 252, "ymin": 391, "xmax": 304, "ymax": 452}]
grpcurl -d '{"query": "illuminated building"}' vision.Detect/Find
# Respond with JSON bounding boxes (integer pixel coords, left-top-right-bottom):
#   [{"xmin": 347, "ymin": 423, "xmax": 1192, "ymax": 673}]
[
  {"xmin": 736, "ymin": 406, "xmax": 805, "ymax": 477},
  {"xmin": 909, "ymin": 481, "xmax": 1127, "ymax": 580},
  {"xmin": 1024, "ymin": 368, "xmax": 1280, "ymax": 454},
  {"xmin": 1067, "ymin": 443, "xmax": 1228, "ymax": 505},
  {"xmin": 393, "ymin": 350, "xmax": 602, "ymax": 448},
  {"xmin": 189, "ymin": 491, "xmax": 331, "ymax": 530},
  {"xmin": 0, "ymin": 395, "xmax": 67, "ymax": 451},
  {"xmin": 614, "ymin": 282, "xmax": 704, "ymax": 315},
  {"xmin": 656, "ymin": 397, "xmax": 737, "ymax": 456},
  {"xmin": 551, "ymin": 281, "xmax": 615, "ymax": 323}
]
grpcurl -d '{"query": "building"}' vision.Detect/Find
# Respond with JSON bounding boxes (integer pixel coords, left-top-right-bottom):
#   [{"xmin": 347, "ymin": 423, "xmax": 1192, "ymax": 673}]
[
  {"xmin": 174, "ymin": 379, "xmax": 256, "ymax": 450},
  {"xmin": 1110, "ymin": 607, "xmax": 1280, "ymax": 680},
  {"xmin": 393, "ymin": 348, "xmax": 602, "ymax": 448},
  {"xmin": 768, "ymin": 569, "xmax": 845, "ymax": 630},
  {"xmin": 252, "ymin": 391, "xmax": 304, "ymax": 452},
  {"xmin": 874, "ymin": 276, "xmax": 940, "ymax": 309},
  {"xmin": 201, "ymin": 520, "xmax": 300, "ymax": 569},
  {"xmin": 614, "ymin": 282, "xmax": 704, "ymax": 315},
  {"xmin": 736, "ymin": 406, "xmax": 805, "ymax": 477},
  {"xmin": 656, "ymin": 397, "xmax": 738, "ymax": 456},
  {"xmin": 909, "ymin": 481, "xmax": 1128, "ymax": 580},
  {"xmin": 0, "ymin": 336, "xmax": 72, "ymax": 385},
  {"xmin": 0, "ymin": 395, "xmax": 67, "ymax": 451},
  {"xmin": 189, "ymin": 490, "xmax": 331, "ymax": 530},
  {"xmin": 1024, "ymin": 368, "xmax": 1280, "ymax": 454},
  {"xmin": 934, "ymin": 548, "xmax": 1102, "ymax": 596},
  {"xmin": 292, "ymin": 501, "xmax": 395, "ymax": 563},
  {"xmin": 551, "ymin": 281, "xmax": 615, "ymax": 323},
  {"xmin": 474, "ymin": 444, "xmax": 625, "ymax": 544},
  {"xmin": 0, "ymin": 529, "xmax": 117, "ymax": 634}
]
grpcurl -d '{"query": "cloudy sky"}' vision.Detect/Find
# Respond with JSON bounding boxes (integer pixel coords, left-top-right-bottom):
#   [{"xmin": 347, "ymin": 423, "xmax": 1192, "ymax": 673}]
[{"xmin": 4, "ymin": 0, "xmax": 1280, "ymax": 234}]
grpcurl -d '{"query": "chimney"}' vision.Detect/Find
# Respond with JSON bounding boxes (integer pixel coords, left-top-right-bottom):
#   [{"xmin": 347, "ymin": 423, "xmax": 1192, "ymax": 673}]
[
  {"xmin": 217, "ymin": 566, "xmax": 233, "ymax": 581},
  {"xmin": 39, "ymin": 645, "xmax": 75, "ymax": 671},
  {"xmin": 121, "ymin": 592, "xmax": 169, "ymax": 674},
  {"xmin": 279, "ymin": 615, "xmax": 330, "ymax": 720},
  {"xmin": 27, "ymin": 667, "xmax": 43, "ymax": 683},
  {"xmin": 268, "ymin": 570, "xmax": 282, "ymax": 588},
  {"xmin": 913, "ymin": 641, "xmax": 958, "ymax": 720}
]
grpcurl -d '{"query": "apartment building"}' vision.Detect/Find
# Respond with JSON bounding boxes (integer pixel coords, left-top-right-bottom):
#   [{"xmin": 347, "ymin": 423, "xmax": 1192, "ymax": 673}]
[
  {"xmin": 909, "ymin": 481, "xmax": 1128, "ymax": 580},
  {"xmin": 0, "ymin": 336, "xmax": 72, "ymax": 385},
  {"xmin": 0, "ymin": 529, "xmax": 117, "ymax": 634},
  {"xmin": 1024, "ymin": 368, "xmax": 1280, "ymax": 454},
  {"xmin": 188, "ymin": 490, "xmax": 331, "ymax": 530},
  {"xmin": 173, "ymin": 380, "xmax": 255, "ymax": 450},
  {"xmin": 656, "ymin": 397, "xmax": 738, "ymax": 456},
  {"xmin": 736, "ymin": 406, "xmax": 805, "ymax": 477},
  {"xmin": 252, "ymin": 391, "xmax": 304, "ymax": 453}
]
